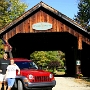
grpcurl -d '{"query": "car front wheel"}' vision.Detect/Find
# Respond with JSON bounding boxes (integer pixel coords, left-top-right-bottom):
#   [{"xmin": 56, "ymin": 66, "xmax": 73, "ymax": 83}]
[{"xmin": 17, "ymin": 80, "xmax": 24, "ymax": 90}]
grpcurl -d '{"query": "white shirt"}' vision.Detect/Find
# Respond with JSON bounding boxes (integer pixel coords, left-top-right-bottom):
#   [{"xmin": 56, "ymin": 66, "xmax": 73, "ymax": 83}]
[{"xmin": 6, "ymin": 64, "xmax": 19, "ymax": 78}]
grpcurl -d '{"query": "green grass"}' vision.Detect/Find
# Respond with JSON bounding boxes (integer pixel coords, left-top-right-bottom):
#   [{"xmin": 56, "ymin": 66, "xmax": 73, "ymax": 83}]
[
  {"xmin": 55, "ymin": 71, "xmax": 65, "ymax": 75},
  {"xmin": 46, "ymin": 69, "xmax": 65, "ymax": 75}
]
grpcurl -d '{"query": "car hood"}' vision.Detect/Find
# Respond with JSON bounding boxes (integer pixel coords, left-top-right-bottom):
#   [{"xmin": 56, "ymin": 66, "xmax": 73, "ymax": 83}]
[{"xmin": 20, "ymin": 69, "xmax": 51, "ymax": 76}]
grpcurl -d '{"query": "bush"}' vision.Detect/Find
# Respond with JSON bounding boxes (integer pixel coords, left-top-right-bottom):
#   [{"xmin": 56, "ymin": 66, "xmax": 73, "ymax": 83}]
[
  {"xmin": 76, "ymin": 72, "xmax": 83, "ymax": 78},
  {"xmin": 57, "ymin": 68, "xmax": 65, "ymax": 72},
  {"xmin": 47, "ymin": 69, "xmax": 53, "ymax": 73}
]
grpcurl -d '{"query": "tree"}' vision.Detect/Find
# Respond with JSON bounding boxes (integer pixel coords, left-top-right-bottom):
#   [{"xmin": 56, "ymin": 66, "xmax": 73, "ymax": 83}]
[
  {"xmin": 48, "ymin": 60, "xmax": 60, "ymax": 73},
  {"xmin": 58, "ymin": 51, "xmax": 65, "ymax": 67},
  {"xmin": 0, "ymin": 0, "xmax": 27, "ymax": 29},
  {"xmin": 30, "ymin": 51, "xmax": 50, "ymax": 68},
  {"xmin": 74, "ymin": 0, "xmax": 90, "ymax": 31},
  {"xmin": 0, "ymin": 0, "xmax": 10, "ymax": 28},
  {"xmin": 30, "ymin": 51, "xmax": 65, "ymax": 69},
  {"xmin": 45, "ymin": 51, "xmax": 60, "ymax": 61},
  {"xmin": 0, "ymin": 39, "xmax": 4, "ymax": 58}
]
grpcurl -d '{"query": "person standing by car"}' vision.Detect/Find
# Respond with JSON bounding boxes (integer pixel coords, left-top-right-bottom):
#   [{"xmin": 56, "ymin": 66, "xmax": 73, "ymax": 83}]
[
  {"xmin": 6, "ymin": 59, "xmax": 20, "ymax": 90},
  {"xmin": 0, "ymin": 53, "xmax": 10, "ymax": 90}
]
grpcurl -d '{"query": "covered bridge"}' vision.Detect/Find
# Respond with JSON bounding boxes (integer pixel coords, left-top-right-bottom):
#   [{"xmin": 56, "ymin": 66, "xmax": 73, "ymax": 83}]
[{"xmin": 0, "ymin": 1, "xmax": 90, "ymax": 76}]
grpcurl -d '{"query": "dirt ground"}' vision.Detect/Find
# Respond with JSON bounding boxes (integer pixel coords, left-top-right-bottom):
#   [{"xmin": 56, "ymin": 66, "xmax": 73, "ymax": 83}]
[{"xmin": 52, "ymin": 77, "xmax": 90, "ymax": 90}]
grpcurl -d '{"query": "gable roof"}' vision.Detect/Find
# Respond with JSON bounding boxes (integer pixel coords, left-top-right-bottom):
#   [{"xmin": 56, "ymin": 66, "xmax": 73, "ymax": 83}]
[{"xmin": 0, "ymin": 1, "xmax": 89, "ymax": 35}]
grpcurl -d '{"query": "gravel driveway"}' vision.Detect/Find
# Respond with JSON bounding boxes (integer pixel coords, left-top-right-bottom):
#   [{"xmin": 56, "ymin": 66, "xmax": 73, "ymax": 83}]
[{"xmin": 52, "ymin": 77, "xmax": 90, "ymax": 90}]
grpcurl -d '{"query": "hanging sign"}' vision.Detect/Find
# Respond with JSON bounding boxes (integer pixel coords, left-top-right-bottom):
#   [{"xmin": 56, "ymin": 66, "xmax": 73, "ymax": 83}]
[
  {"xmin": 76, "ymin": 60, "xmax": 81, "ymax": 65},
  {"xmin": 32, "ymin": 22, "xmax": 52, "ymax": 30}
]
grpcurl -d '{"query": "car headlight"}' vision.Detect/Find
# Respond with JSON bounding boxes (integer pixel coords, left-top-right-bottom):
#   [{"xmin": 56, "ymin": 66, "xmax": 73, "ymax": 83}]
[
  {"xmin": 49, "ymin": 74, "xmax": 53, "ymax": 78},
  {"xmin": 29, "ymin": 74, "xmax": 34, "ymax": 79}
]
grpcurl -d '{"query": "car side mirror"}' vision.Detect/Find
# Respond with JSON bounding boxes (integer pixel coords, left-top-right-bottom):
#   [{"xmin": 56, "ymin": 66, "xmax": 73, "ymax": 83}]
[{"xmin": 38, "ymin": 65, "xmax": 42, "ymax": 70}]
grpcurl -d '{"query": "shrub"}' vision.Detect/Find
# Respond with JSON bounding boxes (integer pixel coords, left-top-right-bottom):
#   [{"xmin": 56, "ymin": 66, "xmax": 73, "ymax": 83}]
[{"xmin": 76, "ymin": 72, "xmax": 83, "ymax": 78}]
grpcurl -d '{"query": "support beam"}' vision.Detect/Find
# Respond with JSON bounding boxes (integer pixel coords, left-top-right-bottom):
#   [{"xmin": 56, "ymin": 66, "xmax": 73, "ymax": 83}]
[
  {"xmin": 78, "ymin": 35, "xmax": 82, "ymax": 50},
  {"xmin": 76, "ymin": 50, "xmax": 82, "ymax": 75}
]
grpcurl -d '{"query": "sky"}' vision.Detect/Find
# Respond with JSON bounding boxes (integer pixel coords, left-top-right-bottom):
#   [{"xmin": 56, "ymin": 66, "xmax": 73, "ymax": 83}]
[{"xmin": 22, "ymin": 0, "xmax": 79, "ymax": 19}]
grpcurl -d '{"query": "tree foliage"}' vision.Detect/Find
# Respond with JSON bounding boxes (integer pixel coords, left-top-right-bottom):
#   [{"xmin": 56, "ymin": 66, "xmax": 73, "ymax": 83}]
[
  {"xmin": 0, "ymin": 0, "xmax": 27, "ymax": 29},
  {"xmin": 0, "ymin": 0, "xmax": 10, "ymax": 28},
  {"xmin": 74, "ymin": 0, "xmax": 90, "ymax": 31},
  {"xmin": 30, "ymin": 51, "xmax": 50, "ymax": 67},
  {"xmin": 30, "ymin": 51, "xmax": 65, "ymax": 68},
  {"xmin": 0, "ymin": 39, "xmax": 4, "ymax": 58},
  {"xmin": 48, "ymin": 60, "xmax": 60, "ymax": 72}
]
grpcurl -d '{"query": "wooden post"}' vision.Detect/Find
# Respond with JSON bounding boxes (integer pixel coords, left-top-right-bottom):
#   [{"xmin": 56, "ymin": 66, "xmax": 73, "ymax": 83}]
[
  {"xmin": 76, "ymin": 60, "xmax": 81, "ymax": 72},
  {"xmin": 76, "ymin": 50, "xmax": 82, "ymax": 78},
  {"xmin": 78, "ymin": 35, "xmax": 82, "ymax": 50}
]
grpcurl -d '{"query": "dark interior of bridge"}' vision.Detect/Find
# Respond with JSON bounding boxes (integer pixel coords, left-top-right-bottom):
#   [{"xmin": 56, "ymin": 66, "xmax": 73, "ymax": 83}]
[{"xmin": 8, "ymin": 32, "xmax": 90, "ymax": 77}]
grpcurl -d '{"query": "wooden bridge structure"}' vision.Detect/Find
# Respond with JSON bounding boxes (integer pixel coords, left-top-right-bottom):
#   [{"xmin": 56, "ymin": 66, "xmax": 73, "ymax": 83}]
[{"xmin": 0, "ymin": 1, "xmax": 90, "ymax": 76}]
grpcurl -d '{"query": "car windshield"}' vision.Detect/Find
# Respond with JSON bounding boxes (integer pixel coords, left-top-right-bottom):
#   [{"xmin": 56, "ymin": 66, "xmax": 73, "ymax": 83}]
[{"xmin": 15, "ymin": 61, "xmax": 38, "ymax": 69}]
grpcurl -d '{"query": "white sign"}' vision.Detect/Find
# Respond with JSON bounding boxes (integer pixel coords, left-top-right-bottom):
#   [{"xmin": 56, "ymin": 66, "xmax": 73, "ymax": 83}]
[
  {"xmin": 76, "ymin": 60, "xmax": 81, "ymax": 65},
  {"xmin": 32, "ymin": 22, "xmax": 52, "ymax": 30}
]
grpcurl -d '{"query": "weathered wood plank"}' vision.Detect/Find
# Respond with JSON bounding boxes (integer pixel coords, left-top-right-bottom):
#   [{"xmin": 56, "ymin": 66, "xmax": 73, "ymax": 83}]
[{"xmin": 2, "ymin": 10, "xmax": 90, "ymax": 46}]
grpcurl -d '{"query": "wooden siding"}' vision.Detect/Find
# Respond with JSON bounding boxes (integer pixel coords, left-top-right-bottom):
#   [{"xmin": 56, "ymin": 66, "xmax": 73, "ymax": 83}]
[{"xmin": 3, "ymin": 10, "xmax": 90, "ymax": 49}]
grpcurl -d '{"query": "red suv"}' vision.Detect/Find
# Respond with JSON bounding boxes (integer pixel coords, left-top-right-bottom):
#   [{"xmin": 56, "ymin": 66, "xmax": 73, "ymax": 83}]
[{"xmin": 11, "ymin": 58, "xmax": 56, "ymax": 90}]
